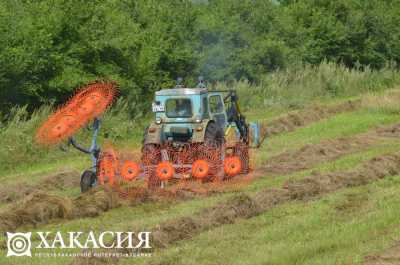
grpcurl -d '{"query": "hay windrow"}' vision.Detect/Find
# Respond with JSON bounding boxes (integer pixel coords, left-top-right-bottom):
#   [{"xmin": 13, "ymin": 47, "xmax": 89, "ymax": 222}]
[
  {"xmin": 0, "ymin": 187, "xmax": 121, "ymax": 232},
  {"xmin": 0, "ymin": 170, "xmax": 80, "ymax": 203},
  {"xmin": 262, "ymin": 99, "xmax": 361, "ymax": 137},
  {"xmin": 0, "ymin": 192, "xmax": 74, "ymax": 232},
  {"xmin": 262, "ymin": 122, "xmax": 400, "ymax": 177},
  {"xmin": 283, "ymin": 154, "xmax": 400, "ymax": 200},
  {"xmin": 72, "ymin": 187, "xmax": 121, "ymax": 218},
  {"xmin": 0, "ymin": 184, "xmax": 202, "ymax": 232},
  {"xmin": 151, "ymin": 194, "xmax": 260, "ymax": 248}
]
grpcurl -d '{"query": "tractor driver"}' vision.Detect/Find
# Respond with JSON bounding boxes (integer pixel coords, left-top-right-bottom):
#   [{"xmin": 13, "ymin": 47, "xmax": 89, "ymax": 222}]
[{"xmin": 174, "ymin": 99, "xmax": 192, "ymax": 117}]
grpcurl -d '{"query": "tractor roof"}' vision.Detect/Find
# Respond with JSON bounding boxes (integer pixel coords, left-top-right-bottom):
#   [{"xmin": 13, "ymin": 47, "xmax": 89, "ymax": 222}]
[{"xmin": 155, "ymin": 88, "xmax": 208, "ymax": 96}]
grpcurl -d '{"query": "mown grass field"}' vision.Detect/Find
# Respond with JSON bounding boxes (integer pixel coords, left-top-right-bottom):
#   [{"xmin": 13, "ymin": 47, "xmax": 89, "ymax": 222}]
[{"xmin": 2, "ymin": 85, "xmax": 400, "ymax": 265}]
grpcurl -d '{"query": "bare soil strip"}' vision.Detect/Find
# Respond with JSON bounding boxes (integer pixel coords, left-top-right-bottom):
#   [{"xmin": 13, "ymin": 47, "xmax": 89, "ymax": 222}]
[
  {"xmin": 261, "ymin": 123, "xmax": 400, "ymax": 176},
  {"xmin": 70, "ymin": 152, "xmax": 400, "ymax": 265},
  {"xmin": 261, "ymin": 99, "xmax": 361, "ymax": 138},
  {"xmin": 364, "ymin": 244, "xmax": 400, "ymax": 265}
]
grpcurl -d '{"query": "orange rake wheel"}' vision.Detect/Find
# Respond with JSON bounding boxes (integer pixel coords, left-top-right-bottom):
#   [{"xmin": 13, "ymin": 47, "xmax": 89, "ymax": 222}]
[
  {"xmin": 194, "ymin": 145, "xmax": 223, "ymax": 179},
  {"xmin": 35, "ymin": 81, "xmax": 117, "ymax": 146},
  {"xmin": 72, "ymin": 82, "xmax": 117, "ymax": 121},
  {"xmin": 224, "ymin": 156, "xmax": 242, "ymax": 177},
  {"xmin": 192, "ymin": 159, "xmax": 210, "ymax": 179},
  {"xmin": 36, "ymin": 111, "xmax": 84, "ymax": 146},
  {"xmin": 48, "ymin": 113, "xmax": 77, "ymax": 138},
  {"xmin": 121, "ymin": 161, "xmax": 140, "ymax": 181},
  {"xmin": 98, "ymin": 149, "xmax": 118, "ymax": 185},
  {"xmin": 234, "ymin": 142, "xmax": 250, "ymax": 174},
  {"xmin": 156, "ymin": 161, "xmax": 175, "ymax": 181},
  {"xmin": 76, "ymin": 98, "xmax": 99, "ymax": 117}
]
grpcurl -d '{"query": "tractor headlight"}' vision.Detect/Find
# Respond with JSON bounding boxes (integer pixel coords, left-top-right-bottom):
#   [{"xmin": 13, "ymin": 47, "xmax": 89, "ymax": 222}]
[
  {"xmin": 155, "ymin": 117, "xmax": 162, "ymax": 124},
  {"xmin": 195, "ymin": 116, "xmax": 202, "ymax": 123}
]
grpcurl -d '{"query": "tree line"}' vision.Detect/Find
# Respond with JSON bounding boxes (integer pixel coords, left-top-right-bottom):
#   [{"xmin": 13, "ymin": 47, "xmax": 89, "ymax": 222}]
[{"xmin": 0, "ymin": 0, "xmax": 398, "ymax": 116}]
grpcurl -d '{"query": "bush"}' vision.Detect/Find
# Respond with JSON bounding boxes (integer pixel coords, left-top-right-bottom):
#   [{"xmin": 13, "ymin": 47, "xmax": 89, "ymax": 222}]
[{"xmin": 218, "ymin": 61, "xmax": 400, "ymax": 109}]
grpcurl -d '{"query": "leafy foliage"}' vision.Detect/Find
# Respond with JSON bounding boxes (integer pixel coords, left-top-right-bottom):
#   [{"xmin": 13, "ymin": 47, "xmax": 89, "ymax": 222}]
[{"xmin": 0, "ymin": 0, "xmax": 399, "ymax": 115}]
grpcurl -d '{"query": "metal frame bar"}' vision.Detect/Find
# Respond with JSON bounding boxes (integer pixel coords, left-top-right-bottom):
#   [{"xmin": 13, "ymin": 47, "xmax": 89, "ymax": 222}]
[{"xmin": 69, "ymin": 117, "xmax": 101, "ymax": 173}]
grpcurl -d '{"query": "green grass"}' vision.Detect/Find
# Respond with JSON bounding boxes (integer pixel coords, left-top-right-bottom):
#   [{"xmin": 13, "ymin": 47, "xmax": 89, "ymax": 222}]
[
  {"xmin": 0, "ymin": 155, "xmax": 88, "ymax": 183},
  {"xmin": 2, "ymin": 83, "xmax": 400, "ymax": 264},
  {"xmin": 224, "ymin": 62, "xmax": 400, "ymax": 111},
  {"xmin": 138, "ymin": 175, "xmax": 400, "ymax": 265},
  {"xmin": 255, "ymin": 107, "xmax": 400, "ymax": 164},
  {"xmin": 3, "ymin": 114, "xmax": 400, "ymax": 265}
]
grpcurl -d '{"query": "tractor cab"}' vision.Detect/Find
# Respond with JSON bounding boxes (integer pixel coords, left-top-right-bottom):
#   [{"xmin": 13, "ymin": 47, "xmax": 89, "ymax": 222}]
[
  {"xmin": 145, "ymin": 81, "xmax": 260, "ymax": 148},
  {"xmin": 147, "ymin": 87, "xmax": 230, "ymax": 144}
]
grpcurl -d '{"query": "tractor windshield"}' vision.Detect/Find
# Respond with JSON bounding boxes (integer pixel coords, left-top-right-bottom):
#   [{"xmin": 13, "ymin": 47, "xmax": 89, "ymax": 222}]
[{"xmin": 165, "ymin": 98, "xmax": 193, "ymax": 118}]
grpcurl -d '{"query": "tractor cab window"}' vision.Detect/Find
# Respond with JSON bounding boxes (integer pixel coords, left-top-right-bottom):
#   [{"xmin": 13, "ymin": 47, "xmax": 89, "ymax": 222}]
[
  {"xmin": 165, "ymin": 98, "xmax": 193, "ymax": 118},
  {"xmin": 202, "ymin": 97, "xmax": 209, "ymax": 118},
  {"xmin": 209, "ymin": 95, "xmax": 224, "ymax": 113},
  {"xmin": 209, "ymin": 95, "xmax": 226, "ymax": 127}
]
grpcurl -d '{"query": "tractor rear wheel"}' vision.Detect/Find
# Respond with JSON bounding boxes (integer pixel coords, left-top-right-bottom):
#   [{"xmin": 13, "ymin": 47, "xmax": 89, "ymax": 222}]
[
  {"xmin": 204, "ymin": 122, "xmax": 225, "ymax": 180},
  {"xmin": 80, "ymin": 170, "xmax": 97, "ymax": 193},
  {"xmin": 204, "ymin": 122, "xmax": 224, "ymax": 147}
]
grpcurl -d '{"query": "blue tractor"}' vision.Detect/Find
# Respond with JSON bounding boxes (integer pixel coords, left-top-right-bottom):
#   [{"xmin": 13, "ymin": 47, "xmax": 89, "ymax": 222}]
[{"xmin": 141, "ymin": 79, "xmax": 260, "ymax": 188}]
